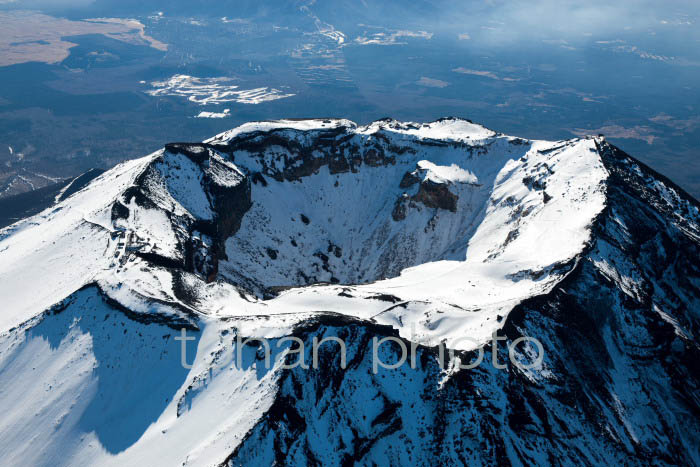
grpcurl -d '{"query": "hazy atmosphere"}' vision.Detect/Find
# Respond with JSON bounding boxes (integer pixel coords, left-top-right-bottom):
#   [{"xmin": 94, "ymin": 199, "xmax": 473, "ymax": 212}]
[{"xmin": 1, "ymin": 0, "xmax": 699, "ymax": 206}]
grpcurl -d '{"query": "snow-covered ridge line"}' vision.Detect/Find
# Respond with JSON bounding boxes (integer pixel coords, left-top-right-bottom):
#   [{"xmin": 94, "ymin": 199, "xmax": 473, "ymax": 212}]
[
  {"xmin": 0, "ymin": 118, "xmax": 611, "ymax": 352},
  {"xmin": 206, "ymin": 117, "xmax": 496, "ymax": 145},
  {"xmin": 1, "ymin": 121, "xmax": 699, "ymax": 466}
]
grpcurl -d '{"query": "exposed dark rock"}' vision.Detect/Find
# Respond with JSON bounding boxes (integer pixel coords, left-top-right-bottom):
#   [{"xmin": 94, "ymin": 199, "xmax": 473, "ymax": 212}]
[
  {"xmin": 327, "ymin": 242, "xmax": 342, "ymax": 258},
  {"xmin": 413, "ymin": 179, "xmax": 458, "ymax": 212},
  {"xmin": 135, "ymin": 251, "xmax": 184, "ymax": 270},
  {"xmin": 522, "ymin": 175, "xmax": 546, "ymax": 191},
  {"xmin": 367, "ymin": 293, "xmax": 402, "ymax": 303},
  {"xmin": 251, "ymin": 172, "xmax": 268, "ymax": 187},
  {"xmin": 399, "ymin": 170, "xmax": 421, "ymax": 189},
  {"xmin": 110, "ymin": 200, "xmax": 130, "ymax": 221},
  {"xmin": 392, "ymin": 195, "xmax": 409, "ymax": 221},
  {"xmin": 314, "ymin": 252, "xmax": 329, "ymax": 264}
]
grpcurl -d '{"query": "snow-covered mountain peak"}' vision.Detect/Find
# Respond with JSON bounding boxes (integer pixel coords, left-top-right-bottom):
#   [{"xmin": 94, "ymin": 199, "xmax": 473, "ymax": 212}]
[
  {"xmin": 0, "ymin": 119, "xmax": 608, "ymax": 351},
  {"xmin": 356, "ymin": 116, "xmax": 497, "ymax": 142},
  {"xmin": 207, "ymin": 117, "xmax": 495, "ymax": 147},
  {"xmin": 1, "ymin": 119, "xmax": 699, "ymax": 466},
  {"xmin": 207, "ymin": 118, "xmax": 358, "ymax": 145}
]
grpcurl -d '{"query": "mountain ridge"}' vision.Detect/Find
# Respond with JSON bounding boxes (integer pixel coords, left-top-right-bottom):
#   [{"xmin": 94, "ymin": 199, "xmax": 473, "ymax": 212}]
[{"xmin": 0, "ymin": 118, "xmax": 697, "ymax": 466}]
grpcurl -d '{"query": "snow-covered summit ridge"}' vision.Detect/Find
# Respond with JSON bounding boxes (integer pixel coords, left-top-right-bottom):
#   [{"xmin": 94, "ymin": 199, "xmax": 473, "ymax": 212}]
[
  {"xmin": 0, "ymin": 118, "xmax": 609, "ymax": 351},
  {"xmin": 207, "ymin": 116, "xmax": 496, "ymax": 145},
  {"xmin": 1, "ymin": 120, "xmax": 699, "ymax": 467}
]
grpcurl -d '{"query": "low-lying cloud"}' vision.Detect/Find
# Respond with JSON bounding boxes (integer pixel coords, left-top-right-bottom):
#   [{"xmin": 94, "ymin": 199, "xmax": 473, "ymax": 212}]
[{"xmin": 438, "ymin": 0, "xmax": 699, "ymax": 45}]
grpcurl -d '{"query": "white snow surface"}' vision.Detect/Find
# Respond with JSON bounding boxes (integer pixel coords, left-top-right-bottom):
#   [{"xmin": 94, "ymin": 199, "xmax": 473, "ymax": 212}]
[
  {"xmin": 0, "ymin": 119, "xmax": 608, "ymax": 349},
  {"xmin": 416, "ymin": 160, "xmax": 479, "ymax": 184},
  {"xmin": 0, "ymin": 288, "xmax": 281, "ymax": 467},
  {"xmin": 206, "ymin": 118, "xmax": 358, "ymax": 143},
  {"xmin": 0, "ymin": 118, "xmax": 612, "ymax": 465},
  {"xmin": 196, "ymin": 109, "xmax": 230, "ymax": 119}
]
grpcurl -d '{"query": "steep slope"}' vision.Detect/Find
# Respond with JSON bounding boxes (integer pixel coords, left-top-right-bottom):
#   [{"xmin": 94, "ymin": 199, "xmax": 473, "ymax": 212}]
[
  {"xmin": 227, "ymin": 141, "xmax": 700, "ymax": 466},
  {"xmin": 0, "ymin": 169, "xmax": 104, "ymax": 230},
  {"xmin": 0, "ymin": 119, "xmax": 697, "ymax": 466}
]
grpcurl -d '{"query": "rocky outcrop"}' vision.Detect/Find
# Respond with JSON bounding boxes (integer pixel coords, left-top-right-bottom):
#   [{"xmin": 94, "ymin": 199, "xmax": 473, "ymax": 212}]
[{"xmin": 110, "ymin": 143, "xmax": 252, "ymax": 283}]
